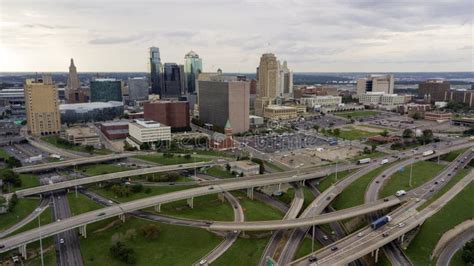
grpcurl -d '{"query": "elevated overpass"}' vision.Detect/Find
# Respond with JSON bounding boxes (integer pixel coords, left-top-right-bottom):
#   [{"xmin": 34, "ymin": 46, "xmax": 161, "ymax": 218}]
[
  {"xmin": 208, "ymin": 197, "xmax": 401, "ymax": 231},
  {"xmin": 14, "ymin": 152, "xmax": 142, "ymax": 173},
  {"xmin": 291, "ymin": 153, "xmax": 474, "ymax": 265},
  {"xmin": 0, "ymin": 168, "xmax": 340, "ymax": 253},
  {"xmin": 11, "ymin": 161, "xmax": 215, "ymax": 197}
]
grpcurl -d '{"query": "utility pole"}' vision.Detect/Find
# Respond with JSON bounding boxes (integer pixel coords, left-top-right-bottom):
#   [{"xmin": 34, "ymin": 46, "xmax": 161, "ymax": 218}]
[
  {"xmin": 38, "ymin": 210, "xmax": 44, "ymax": 266},
  {"xmin": 409, "ymin": 162, "xmax": 413, "ymax": 187}
]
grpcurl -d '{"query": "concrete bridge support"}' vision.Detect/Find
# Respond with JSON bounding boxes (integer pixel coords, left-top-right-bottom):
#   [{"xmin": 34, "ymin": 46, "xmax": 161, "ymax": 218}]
[
  {"xmin": 119, "ymin": 214, "xmax": 126, "ymax": 223},
  {"xmin": 375, "ymin": 248, "xmax": 380, "ymax": 263},
  {"xmin": 187, "ymin": 197, "xmax": 194, "ymax": 209},
  {"xmin": 246, "ymin": 188, "xmax": 254, "ymax": 200},
  {"xmin": 19, "ymin": 245, "xmax": 27, "ymax": 259},
  {"xmin": 79, "ymin": 224, "xmax": 87, "ymax": 238},
  {"xmin": 154, "ymin": 204, "xmax": 161, "ymax": 213},
  {"xmin": 399, "ymin": 233, "xmax": 405, "ymax": 244},
  {"xmin": 218, "ymin": 193, "xmax": 225, "ymax": 202}
]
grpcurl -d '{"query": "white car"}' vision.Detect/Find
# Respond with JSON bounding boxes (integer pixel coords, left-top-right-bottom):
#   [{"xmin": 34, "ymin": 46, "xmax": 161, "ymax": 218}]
[
  {"xmin": 357, "ymin": 232, "xmax": 364, "ymax": 237},
  {"xmin": 398, "ymin": 223, "xmax": 406, "ymax": 228},
  {"xmin": 395, "ymin": 190, "xmax": 407, "ymax": 197},
  {"xmin": 59, "ymin": 238, "xmax": 65, "ymax": 244},
  {"xmin": 199, "ymin": 259, "xmax": 207, "ymax": 265}
]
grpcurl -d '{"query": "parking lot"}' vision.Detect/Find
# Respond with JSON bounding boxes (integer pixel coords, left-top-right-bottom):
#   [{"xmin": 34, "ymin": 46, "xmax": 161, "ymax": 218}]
[
  {"xmin": 242, "ymin": 133, "xmax": 329, "ymax": 154},
  {"xmin": 3, "ymin": 143, "xmax": 50, "ymax": 164}
]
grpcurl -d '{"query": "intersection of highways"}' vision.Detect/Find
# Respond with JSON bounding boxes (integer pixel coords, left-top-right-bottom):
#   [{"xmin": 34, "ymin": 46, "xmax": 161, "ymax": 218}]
[{"xmin": 1, "ymin": 139, "xmax": 473, "ymax": 265}]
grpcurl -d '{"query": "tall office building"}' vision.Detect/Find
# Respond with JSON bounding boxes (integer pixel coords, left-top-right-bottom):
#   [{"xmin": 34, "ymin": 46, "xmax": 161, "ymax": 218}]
[
  {"xmin": 199, "ymin": 79, "xmax": 250, "ymax": 134},
  {"xmin": 279, "ymin": 61, "xmax": 293, "ymax": 96},
  {"xmin": 66, "ymin": 58, "xmax": 80, "ymax": 92},
  {"xmin": 418, "ymin": 79, "xmax": 450, "ymax": 102},
  {"xmin": 128, "ymin": 77, "xmax": 149, "ymax": 102},
  {"xmin": 144, "ymin": 100, "xmax": 190, "ymax": 129},
  {"xmin": 184, "ymin": 51, "xmax": 203, "ymax": 94},
  {"xmin": 24, "ymin": 76, "xmax": 61, "ymax": 136},
  {"xmin": 255, "ymin": 53, "xmax": 280, "ymax": 116},
  {"xmin": 356, "ymin": 74, "xmax": 394, "ymax": 95},
  {"xmin": 162, "ymin": 63, "xmax": 185, "ymax": 98},
  {"xmin": 149, "ymin": 47, "xmax": 162, "ymax": 95},
  {"xmin": 90, "ymin": 79, "xmax": 123, "ymax": 102}
]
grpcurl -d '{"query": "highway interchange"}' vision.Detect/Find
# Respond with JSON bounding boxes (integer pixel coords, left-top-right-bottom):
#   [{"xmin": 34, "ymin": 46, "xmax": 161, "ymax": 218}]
[{"xmin": 0, "ymin": 138, "xmax": 473, "ymax": 265}]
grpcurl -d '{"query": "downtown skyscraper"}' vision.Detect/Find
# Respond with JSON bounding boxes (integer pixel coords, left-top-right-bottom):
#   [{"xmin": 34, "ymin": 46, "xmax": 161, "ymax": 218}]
[
  {"xmin": 184, "ymin": 50, "xmax": 202, "ymax": 94},
  {"xmin": 149, "ymin": 47, "xmax": 162, "ymax": 95}
]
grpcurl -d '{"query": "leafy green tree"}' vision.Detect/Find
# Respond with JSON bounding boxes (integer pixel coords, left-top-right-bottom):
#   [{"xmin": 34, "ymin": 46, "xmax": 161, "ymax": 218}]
[
  {"xmin": 85, "ymin": 145, "xmax": 94, "ymax": 154},
  {"xmin": 313, "ymin": 125, "xmax": 320, "ymax": 132},
  {"xmin": 333, "ymin": 128, "xmax": 341, "ymax": 137},
  {"xmin": 110, "ymin": 242, "xmax": 136, "ymax": 264},
  {"xmin": 139, "ymin": 224, "xmax": 160, "ymax": 240},
  {"xmin": 461, "ymin": 239, "xmax": 474, "ymax": 264},
  {"xmin": 381, "ymin": 129, "xmax": 389, "ymax": 137},
  {"xmin": 402, "ymin": 129, "xmax": 414, "ymax": 139},
  {"xmin": 5, "ymin": 157, "xmax": 21, "ymax": 168}
]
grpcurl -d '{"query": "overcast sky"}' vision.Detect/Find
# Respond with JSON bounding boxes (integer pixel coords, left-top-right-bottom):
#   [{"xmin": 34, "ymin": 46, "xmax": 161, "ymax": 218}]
[{"xmin": 0, "ymin": 0, "xmax": 472, "ymax": 72}]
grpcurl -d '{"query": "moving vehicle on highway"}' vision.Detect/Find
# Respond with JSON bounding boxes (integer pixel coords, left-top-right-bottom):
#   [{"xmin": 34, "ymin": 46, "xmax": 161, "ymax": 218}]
[
  {"xmin": 357, "ymin": 158, "xmax": 371, "ymax": 165},
  {"xmin": 380, "ymin": 159, "xmax": 389, "ymax": 165},
  {"xmin": 395, "ymin": 190, "xmax": 407, "ymax": 197},
  {"xmin": 422, "ymin": 150, "xmax": 435, "ymax": 157},
  {"xmin": 371, "ymin": 215, "xmax": 392, "ymax": 230}
]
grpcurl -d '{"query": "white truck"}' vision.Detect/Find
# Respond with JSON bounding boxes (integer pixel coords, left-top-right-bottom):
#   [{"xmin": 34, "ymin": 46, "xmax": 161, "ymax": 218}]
[
  {"xmin": 422, "ymin": 150, "xmax": 435, "ymax": 157},
  {"xmin": 357, "ymin": 158, "xmax": 371, "ymax": 165}
]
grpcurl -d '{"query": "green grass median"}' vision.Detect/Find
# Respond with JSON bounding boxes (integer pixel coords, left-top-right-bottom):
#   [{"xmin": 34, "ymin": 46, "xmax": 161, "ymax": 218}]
[
  {"xmin": 380, "ymin": 160, "xmax": 445, "ymax": 198},
  {"xmin": 213, "ymin": 237, "xmax": 270, "ymax": 265},
  {"xmin": 405, "ymin": 182, "xmax": 474, "ymax": 265},
  {"xmin": 80, "ymin": 217, "xmax": 222, "ymax": 266},
  {"xmin": 134, "ymin": 154, "xmax": 208, "ymax": 165},
  {"xmin": 0, "ymin": 198, "xmax": 39, "ymax": 232}
]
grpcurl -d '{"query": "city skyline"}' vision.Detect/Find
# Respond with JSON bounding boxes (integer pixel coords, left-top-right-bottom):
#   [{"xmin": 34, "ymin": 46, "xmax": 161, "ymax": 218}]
[{"xmin": 1, "ymin": 0, "xmax": 472, "ymax": 73}]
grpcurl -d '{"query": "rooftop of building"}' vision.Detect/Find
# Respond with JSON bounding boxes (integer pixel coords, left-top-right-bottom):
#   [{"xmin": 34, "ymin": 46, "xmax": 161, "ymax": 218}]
[
  {"xmin": 60, "ymin": 101, "xmax": 123, "ymax": 111},
  {"xmin": 265, "ymin": 105, "xmax": 297, "ymax": 110},
  {"xmin": 93, "ymin": 78, "xmax": 118, "ymax": 82},
  {"xmin": 301, "ymin": 95, "xmax": 341, "ymax": 99},
  {"xmin": 65, "ymin": 127, "xmax": 99, "ymax": 137},
  {"xmin": 229, "ymin": 160, "xmax": 259, "ymax": 169},
  {"xmin": 100, "ymin": 120, "xmax": 130, "ymax": 127},
  {"xmin": 132, "ymin": 119, "xmax": 169, "ymax": 128}
]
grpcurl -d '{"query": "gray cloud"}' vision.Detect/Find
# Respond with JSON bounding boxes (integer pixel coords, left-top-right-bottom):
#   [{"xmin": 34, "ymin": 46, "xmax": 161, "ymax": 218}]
[{"xmin": 89, "ymin": 35, "xmax": 145, "ymax": 45}]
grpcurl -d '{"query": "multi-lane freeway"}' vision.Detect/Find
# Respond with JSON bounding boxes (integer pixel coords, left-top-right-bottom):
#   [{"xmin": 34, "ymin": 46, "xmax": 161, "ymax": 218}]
[
  {"xmin": 13, "ymin": 152, "xmax": 142, "ymax": 173},
  {"xmin": 10, "ymin": 161, "xmax": 215, "ymax": 197},
  {"xmin": 291, "ymin": 148, "xmax": 474, "ymax": 265},
  {"xmin": 1, "ymin": 139, "xmax": 472, "ymax": 264}
]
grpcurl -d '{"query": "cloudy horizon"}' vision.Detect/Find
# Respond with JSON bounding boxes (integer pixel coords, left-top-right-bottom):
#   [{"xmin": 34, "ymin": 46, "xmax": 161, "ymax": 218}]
[{"xmin": 1, "ymin": 0, "xmax": 473, "ymax": 73}]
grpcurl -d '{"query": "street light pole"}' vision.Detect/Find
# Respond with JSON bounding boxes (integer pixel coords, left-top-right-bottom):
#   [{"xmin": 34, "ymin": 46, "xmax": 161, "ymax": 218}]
[
  {"xmin": 74, "ymin": 163, "xmax": 78, "ymax": 198},
  {"xmin": 37, "ymin": 211, "xmax": 44, "ymax": 266},
  {"xmin": 193, "ymin": 152, "xmax": 197, "ymax": 179},
  {"xmin": 409, "ymin": 162, "xmax": 413, "ymax": 187}
]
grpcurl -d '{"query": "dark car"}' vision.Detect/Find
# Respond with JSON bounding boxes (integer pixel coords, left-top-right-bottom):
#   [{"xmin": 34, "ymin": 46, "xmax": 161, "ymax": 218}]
[
  {"xmin": 97, "ymin": 212, "xmax": 106, "ymax": 217},
  {"xmin": 0, "ymin": 245, "xmax": 4, "ymax": 249},
  {"xmin": 434, "ymin": 181, "xmax": 438, "ymax": 185},
  {"xmin": 309, "ymin": 255, "xmax": 318, "ymax": 262},
  {"xmin": 376, "ymin": 181, "xmax": 380, "ymax": 184},
  {"xmin": 430, "ymin": 189, "xmax": 435, "ymax": 192},
  {"xmin": 331, "ymin": 246, "xmax": 338, "ymax": 251},
  {"xmin": 326, "ymin": 196, "xmax": 331, "ymax": 201},
  {"xmin": 209, "ymin": 187, "xmax": 214, "ymax": 190},
  {"xmin": 382, "ymin": 233, "xmax": 389, "ymax": 237},
  {"xmin": 384, "ymin": 198, "xmax": 389, "ymax": 202}
]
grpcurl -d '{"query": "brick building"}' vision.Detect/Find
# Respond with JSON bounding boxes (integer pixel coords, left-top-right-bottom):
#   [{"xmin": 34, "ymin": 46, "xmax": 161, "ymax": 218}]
[{"xmin": 143, "ymin": 100, "xmax": 190, "ymax": 130}]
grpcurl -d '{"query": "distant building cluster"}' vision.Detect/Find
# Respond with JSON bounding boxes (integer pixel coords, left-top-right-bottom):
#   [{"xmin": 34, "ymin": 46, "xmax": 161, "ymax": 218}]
[{"xmin": 1, "ymin": 45, "xmax": 472, "ymax": 153}]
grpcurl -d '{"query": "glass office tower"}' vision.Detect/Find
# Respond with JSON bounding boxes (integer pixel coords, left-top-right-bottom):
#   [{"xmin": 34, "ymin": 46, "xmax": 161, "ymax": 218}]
[
  {"xmin": 162, "ymin": 63, "xmax": 184, "ymax": 98},
  {"xmin": 184, "ymin": 51, "xmax": 202, "ymax": 94},
  {"xmin": 149, "ymin": 47, "xmax": 162, "ymax": 95}
]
